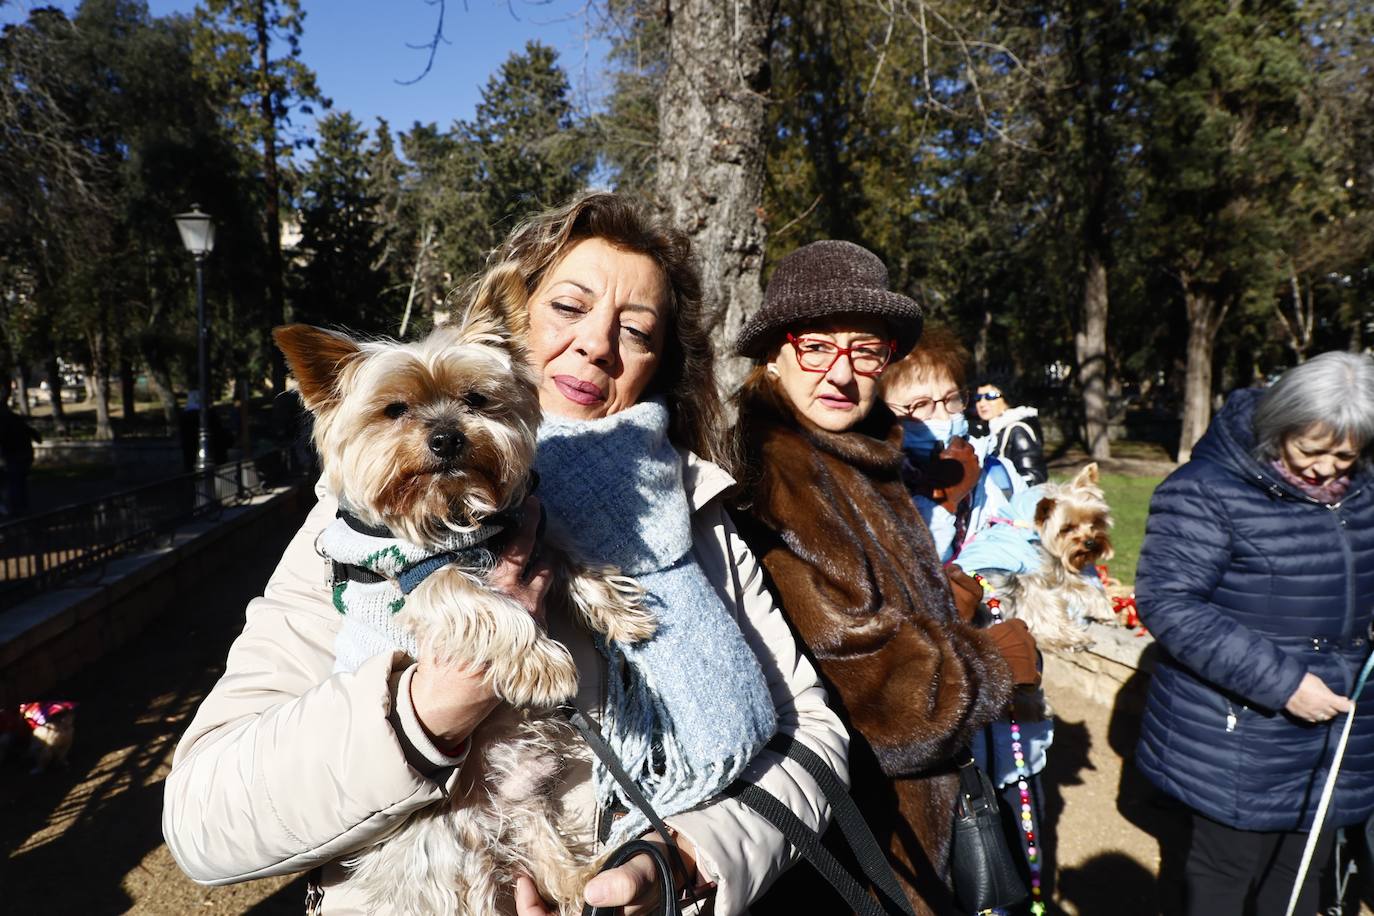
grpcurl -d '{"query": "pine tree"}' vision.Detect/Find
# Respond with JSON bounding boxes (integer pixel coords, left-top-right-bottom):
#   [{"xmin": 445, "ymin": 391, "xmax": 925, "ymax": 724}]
[
  {"xmin": 193, "ymin": 0, "xmax": 326, "ymax": 396},
  {"xmin": 1142, "ymin": 0, "xmax": 1313, "ymax": 461},
  {"xmin": 293, "ymin": 111, "xmax": 387, "ymax": 332}
]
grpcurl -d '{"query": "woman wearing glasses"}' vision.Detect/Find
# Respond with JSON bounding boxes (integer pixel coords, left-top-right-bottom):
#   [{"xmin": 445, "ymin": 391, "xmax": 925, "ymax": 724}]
[
  {"xmin": 971, "ymin": 376, "xmax": 1048, "ymax": 486},
  {"xmin": 881, "ymin": 331, "xmax": 1055, "ymax": 914},
  {"xmin": 730, "ymin": 240, "xmax": 1024, "ymax": 915}
]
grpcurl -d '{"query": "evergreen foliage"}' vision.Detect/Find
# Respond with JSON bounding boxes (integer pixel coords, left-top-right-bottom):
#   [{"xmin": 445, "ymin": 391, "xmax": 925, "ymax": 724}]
[{"xmin": 3, "ymin": 0, "xmax": 1372, "ymax": 456}]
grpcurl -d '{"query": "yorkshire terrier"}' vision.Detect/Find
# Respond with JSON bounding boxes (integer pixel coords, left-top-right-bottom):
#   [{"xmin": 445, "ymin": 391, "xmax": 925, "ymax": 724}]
[
  {"xmin": 0, "ymin": 701, "xmax": 77, "ymax": 775},
  {"xmin": 274, "ymin": 268, "xmax": 655, "ymax": 915},
  {"xmin": 987, "ymin": 463, "xmax": 1117, "ymax": 652}
]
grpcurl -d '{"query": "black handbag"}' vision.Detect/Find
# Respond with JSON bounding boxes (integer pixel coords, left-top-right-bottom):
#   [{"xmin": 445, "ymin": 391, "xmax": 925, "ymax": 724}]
[{"xmin": 950, "ymin": 751, "xmax": 1028, "ymax": 913}]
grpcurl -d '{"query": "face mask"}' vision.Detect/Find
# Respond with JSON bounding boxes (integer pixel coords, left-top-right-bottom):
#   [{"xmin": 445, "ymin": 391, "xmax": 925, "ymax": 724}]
[{"xmin": 901, "ymin": 413, "xmax": 968, "ymax": 461}]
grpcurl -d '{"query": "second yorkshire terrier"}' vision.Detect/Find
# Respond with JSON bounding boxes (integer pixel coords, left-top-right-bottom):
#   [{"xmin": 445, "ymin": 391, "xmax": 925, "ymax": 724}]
[
  {"xmin": 273, "ymin": 271, "xmax": 655, "ymax": 915},
  {"xmin": 990, "ymin": 463, "xmax": 1117, "ymax": 651}
]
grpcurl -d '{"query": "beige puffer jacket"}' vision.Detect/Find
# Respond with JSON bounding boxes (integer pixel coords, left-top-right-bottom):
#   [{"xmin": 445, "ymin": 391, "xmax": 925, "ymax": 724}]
[{"xmin": 162, "ymin": 453, "xmax": 848, "ymax": 915}]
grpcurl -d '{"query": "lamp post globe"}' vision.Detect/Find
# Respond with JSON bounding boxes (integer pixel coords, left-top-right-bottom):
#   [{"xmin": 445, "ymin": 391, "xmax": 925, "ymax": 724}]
[{"xmin": 174, "ymin": 205, "xmax": 215, "ymax": 476}]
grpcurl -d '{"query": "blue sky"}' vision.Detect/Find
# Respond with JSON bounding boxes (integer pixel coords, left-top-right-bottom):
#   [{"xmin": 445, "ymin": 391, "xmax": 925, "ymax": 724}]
[{"xmin": 2, "ymin": 0, "xmax": 612, "ymax": 142}]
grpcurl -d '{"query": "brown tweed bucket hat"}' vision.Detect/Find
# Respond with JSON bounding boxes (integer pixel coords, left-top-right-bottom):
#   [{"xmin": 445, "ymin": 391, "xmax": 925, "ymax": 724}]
[{"xmin": 735, "ymin": 240, "xmax": 924, "ymax": 359}]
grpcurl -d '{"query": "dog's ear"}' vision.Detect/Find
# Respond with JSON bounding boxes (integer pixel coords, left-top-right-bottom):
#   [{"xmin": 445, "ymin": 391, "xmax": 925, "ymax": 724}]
[
  {"xmin": 1035, "ymin": 496, "xmax": 1057, "ymax": 528},
  {"xmin": 469, "ymin": 263, "xmax": 530, "ymax": 340},
  {"xmin": 272, "ymin": 324, "xmax": 361, "ymax": 411},
  {"xmin": 1072, "ymin": 462, "xmax": 1100, "ymax": 489}
]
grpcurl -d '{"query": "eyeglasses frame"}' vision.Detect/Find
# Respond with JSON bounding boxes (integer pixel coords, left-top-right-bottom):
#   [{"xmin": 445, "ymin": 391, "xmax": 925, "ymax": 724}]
[
  {"xmin": 887, "ymin": 389, "xmax": 970, "ymax": 420},
  {"xmin": 972, "ymin": 391, "xmax": 1004, "ymax": 403},
  {"xmin": 785, "ymin": 333, "xmax": 897, "ymax": 378}
]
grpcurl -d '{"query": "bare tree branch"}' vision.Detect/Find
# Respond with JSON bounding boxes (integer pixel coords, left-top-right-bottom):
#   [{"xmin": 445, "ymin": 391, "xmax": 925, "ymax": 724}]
[{"xmin": 397, "ymin": 0, "xmax": 465, "ymax": 85}]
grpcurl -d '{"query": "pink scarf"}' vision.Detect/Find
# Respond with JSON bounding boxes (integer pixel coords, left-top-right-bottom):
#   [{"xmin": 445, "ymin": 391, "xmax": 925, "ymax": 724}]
[{"xmin": 1270, "ymin": 459, "xmax": 1353, "ymax": 505}]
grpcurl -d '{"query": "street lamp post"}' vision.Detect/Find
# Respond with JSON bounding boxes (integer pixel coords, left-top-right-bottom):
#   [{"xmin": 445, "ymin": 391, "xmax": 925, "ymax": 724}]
[{"xmin": 173, "ymin": 205, "xmax": 216, "ymax": 478}]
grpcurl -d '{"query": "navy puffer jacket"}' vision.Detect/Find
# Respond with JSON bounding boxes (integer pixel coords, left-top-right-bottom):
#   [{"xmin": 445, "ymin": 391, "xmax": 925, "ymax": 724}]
[{"xmin": 1135, "ymin": 388, "xmax": 1374, "ymax": 831}]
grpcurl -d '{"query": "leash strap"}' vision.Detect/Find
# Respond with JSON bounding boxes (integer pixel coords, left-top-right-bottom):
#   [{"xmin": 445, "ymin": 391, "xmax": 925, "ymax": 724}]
[
  {"xmin": 581, "ymin": 839, "xmax": 678, "ymax": 916},
  {"xmin": 1284, "ymin": 649, "xmax": 1374, "ymax": 916},
  {"xmin": 558, "ymin": 704, "xmax": 695, "ymax": 908},
  {"xmin": 758, "ymin": 734, "xmax": 917, "ymax": 916},
  {"xmin": 732, "ymin": 782, "xmax": 889, "ymax": 916}
]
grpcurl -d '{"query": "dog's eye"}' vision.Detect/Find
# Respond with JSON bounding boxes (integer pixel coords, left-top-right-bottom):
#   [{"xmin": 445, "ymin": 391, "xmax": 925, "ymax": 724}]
[
  {"xmin": 463, "ymin": 392, "xmax": 489, "ymax": 410},
  {"xmin": 1060, "ymin": 525, "xmax": 1074, "ymax": 536},
  {"xmin": 384, "ymin": 402, "xmax": 409, "ymax": 419}
]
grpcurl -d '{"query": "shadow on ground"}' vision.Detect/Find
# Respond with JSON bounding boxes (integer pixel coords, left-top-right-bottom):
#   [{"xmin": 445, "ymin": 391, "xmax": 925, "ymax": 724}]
[{"xmin": 0, "ymin": 498, "xmax": 308, "ymax": 913}]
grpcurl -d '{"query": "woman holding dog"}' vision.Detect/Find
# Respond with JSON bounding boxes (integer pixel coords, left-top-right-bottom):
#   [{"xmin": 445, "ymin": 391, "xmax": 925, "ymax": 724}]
[
  {"xmin": 163, "ymin": 193, "xmax": 847, "ymax": 915},
  {"xmin": 1136, "ymin": 351, "xmax": 1374, "ymax": 915},
  {"xmin": 729, "ymin": 239, "xmax": 1035, "ymax": 914}
]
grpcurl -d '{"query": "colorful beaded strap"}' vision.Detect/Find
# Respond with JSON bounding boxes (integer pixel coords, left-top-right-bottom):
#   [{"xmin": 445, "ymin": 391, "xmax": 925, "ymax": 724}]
[{"xmin": 973, "ymin": 574, "xmax": 1045, "ymax": 916}]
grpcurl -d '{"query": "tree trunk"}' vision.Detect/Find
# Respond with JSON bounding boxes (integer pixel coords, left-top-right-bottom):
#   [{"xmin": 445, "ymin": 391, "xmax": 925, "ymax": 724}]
[
  {"xmin": 237, "ymin": 375, "xmax": 253, "ymax": 456},
  {"xmin": 14, "ymin": 364, "xmax": 30, "ymax": 416},
  {"xmin": 973, "ymin": 303, "xmax": 992, "ymax": 378},
  {"xmin": 119, "ymin": 361, "xmax": 137, "ymax": 426},
  {"xmin": 44, "ymin": 354, "xmax": 68, "ymax": 434},
  {"xmin": 1076, "ymin": 253, "xmax": 1111, "ymax": 460},
  {"xmin": 1177, "ymin": 286, "xmax": 1227, "ymax": 463},
  {"xmin": 86, "ymin": 333, "xmax": 114, "ymax": 441},
  {"xmin": 655, "ymin": 0, "xmax": 777, "ymax": 395}
]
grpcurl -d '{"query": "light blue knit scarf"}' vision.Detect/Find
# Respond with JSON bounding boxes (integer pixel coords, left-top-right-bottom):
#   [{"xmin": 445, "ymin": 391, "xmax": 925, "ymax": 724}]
[{"xmin": 536, "ymin": 398, "xmax": 777, "ymax": 844}]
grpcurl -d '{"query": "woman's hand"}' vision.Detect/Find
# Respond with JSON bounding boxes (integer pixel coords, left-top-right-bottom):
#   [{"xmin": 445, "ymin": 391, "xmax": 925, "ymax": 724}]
[
  {"xmin": 513, "ymin": 833, "xmax": 701, "ymax": 916},
  {"xmin": 1285, "ymin": 672, "xmax": 1353, "ymax": 723},
  {"xmin": 409, "ymin": 497, "xmax": 554, "ymax": 752}
]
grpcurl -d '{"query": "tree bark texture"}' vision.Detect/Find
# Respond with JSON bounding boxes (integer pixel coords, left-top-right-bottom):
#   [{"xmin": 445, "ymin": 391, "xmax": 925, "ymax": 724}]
[
  {"xmin": 147, "ymin": 363, "xmax": 178, "ymax": 428},
  {"xmin": 1177, "ymin": 286, "xmax": 1227, "ymax": 464},
  {"xmin": 655, "ymin": 0, "xmax": 777, "ymax": 395},
  {"xmin": 1076, "ymin": 253, "xmax": 1111, "ymax": 460},
  {"xmin": 85, "ymin": 331, "xmax": 113, "ymax": 440}
]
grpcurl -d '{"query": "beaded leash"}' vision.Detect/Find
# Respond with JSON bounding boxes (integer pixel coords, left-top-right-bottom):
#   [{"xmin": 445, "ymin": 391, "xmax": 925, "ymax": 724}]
[{"xmin": 974, "ymin": 573, "xmax": 1046, "ymax": 916}]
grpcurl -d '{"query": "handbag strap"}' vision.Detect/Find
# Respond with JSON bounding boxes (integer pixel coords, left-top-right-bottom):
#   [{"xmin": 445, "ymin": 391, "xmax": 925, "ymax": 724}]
[
  {"xmin": 729, "ymin": 734, "xmax": 918, "ymax": 916},
  {"xmin": 765, "ymin": 734, "xmax": 917, "ymax": 916},
  {"xmin": 558, "ymin": 703, "xmax": 695, "ymax": 908},
  {"xmin": 732, "ymin": 782, "xmax": 889, "ymax": 916}
]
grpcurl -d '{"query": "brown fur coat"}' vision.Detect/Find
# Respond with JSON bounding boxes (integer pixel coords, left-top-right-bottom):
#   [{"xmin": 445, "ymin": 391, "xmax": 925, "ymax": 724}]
[{"xmin": 733, "ymin": 378, "xmax": 1012, "ymax": 915}]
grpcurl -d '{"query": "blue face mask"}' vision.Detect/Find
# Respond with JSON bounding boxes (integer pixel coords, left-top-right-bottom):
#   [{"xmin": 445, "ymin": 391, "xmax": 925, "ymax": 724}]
[{"xmin": 901, "ymin": 413, "xmax": 969, "ymax": 462}]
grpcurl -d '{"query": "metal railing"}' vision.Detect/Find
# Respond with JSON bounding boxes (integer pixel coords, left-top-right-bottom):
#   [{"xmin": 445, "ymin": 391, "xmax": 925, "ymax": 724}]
[{"xmin": 0, "ymin": 448, "xmax": 310, "ymax": 611}]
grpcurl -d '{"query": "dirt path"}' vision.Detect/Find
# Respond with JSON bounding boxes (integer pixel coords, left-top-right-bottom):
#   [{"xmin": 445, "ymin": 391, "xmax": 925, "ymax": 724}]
[{"xmin": 0, "ymin": 505, "xmax": 308, "ymax": 914}]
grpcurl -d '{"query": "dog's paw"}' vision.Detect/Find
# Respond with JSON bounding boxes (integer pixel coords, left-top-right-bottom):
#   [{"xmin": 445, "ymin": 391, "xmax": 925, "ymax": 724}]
[
  {"xmin": 567, "ymin": 570, "xmax": 656, "ymax": 644},
  {"xmin": 495, "ymin": 636, "xmax": 579, "ymax": 708}
]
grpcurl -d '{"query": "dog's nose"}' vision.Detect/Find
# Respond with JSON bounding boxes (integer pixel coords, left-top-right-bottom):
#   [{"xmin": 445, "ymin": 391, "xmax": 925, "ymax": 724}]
[
  {"xmin": 1084, "ymin": 539, "xmax": 1099, "ymax": 551},
  {"xmin": 427, "ymin": 428, "xmax": 466, "ymax": 460}
]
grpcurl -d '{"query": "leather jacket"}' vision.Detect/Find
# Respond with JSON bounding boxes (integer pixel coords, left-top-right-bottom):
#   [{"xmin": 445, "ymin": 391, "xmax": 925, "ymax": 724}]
[{"xmin": 989, "ymin": 408, "xmax": 1048, "ymax": 486}]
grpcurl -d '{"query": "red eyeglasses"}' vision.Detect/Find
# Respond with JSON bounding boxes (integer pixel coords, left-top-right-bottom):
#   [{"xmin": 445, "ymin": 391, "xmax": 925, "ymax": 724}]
[{"xmin": 786, "ymin": 333, "xmax": 896, "ymax": 377}]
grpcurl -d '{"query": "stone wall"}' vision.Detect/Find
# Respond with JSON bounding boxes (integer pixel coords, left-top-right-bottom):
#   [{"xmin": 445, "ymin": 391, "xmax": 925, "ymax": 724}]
[
  {"xmin": 1042, "ymin": 622, "xmax": 1156, "ymax": 716},
  {"xmin": 0, "ymin": 483, "xmax": 310, "ymax": 708}
]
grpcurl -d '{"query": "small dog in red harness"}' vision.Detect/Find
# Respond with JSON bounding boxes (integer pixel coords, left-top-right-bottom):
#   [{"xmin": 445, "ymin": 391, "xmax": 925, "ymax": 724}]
[{"xmin": 0, "ymin": 701, "xmax": 77, "ymax": 774}]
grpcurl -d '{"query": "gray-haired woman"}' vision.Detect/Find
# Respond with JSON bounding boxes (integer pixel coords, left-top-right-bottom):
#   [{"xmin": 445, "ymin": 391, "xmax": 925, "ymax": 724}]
[{"xmin": 1135, "ymin": 351, "xmax": 1374, "ymax": 915}]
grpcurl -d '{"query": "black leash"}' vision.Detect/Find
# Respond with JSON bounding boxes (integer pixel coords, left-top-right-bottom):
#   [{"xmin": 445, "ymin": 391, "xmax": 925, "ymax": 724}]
[
  {"xmin": 728, "ymin": 735, "xmax": 918, "ymax": 916},
  {"xmin": 558, "ymin": 703, "xmax": 694, "ymax": 915}
]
